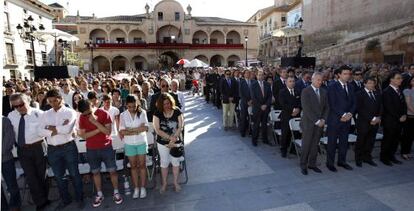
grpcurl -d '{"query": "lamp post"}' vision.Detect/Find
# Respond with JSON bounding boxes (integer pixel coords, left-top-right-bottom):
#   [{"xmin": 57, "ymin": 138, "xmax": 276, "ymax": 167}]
[
  {"xmin": 84, "ymin": 39, "xmax": 98, "ymax": 73},
  {"xmin": 297, "ymin": 17, "xmax": 304, "ymax": 57},
  {"xmin": 16, "ymin": 15, "xmax": 45, "ymax": 69},
  {"xmin": 244, "ymin": 36, "xmax": 248, "ymax": 67},
  {"xmin": 171, "ymin": 35, "xmax": 176, "ymax": 43}
]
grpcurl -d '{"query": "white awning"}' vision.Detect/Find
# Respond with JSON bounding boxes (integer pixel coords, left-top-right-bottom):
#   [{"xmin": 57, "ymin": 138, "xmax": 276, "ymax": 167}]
[
  {"xmin": 34, "ymin": 28, "xmax": 79, "ymax": 42},
  {"xmin": 272, "ymin": 27, "xmax": 304, "ymax": 38}
]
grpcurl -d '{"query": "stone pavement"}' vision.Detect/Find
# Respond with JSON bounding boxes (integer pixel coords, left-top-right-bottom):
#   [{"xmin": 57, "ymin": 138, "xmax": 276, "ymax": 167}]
[{"xmin": 20, "ymin": 93, "xmax": 414, "ymax": 211}]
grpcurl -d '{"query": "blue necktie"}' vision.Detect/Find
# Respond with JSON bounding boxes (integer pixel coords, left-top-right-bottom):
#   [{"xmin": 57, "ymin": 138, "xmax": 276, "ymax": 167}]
[
  {"xmin": 18, "ymin": 114, "xmax": 26, "ymax": 147},
  {"xmin": 227, "ymin": 79, "xmax": 231, "ymax": 87}
]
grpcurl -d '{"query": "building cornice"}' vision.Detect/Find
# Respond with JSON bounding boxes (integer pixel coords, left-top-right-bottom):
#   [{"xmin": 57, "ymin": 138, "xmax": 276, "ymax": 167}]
[{"xmin": 7, "ymin": 0, "xmax": 54, "ymax": 19}]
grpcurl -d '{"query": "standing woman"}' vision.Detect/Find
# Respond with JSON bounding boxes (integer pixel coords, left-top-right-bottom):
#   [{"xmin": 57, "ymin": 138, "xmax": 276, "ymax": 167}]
[
  {"xmin": 119, "ymin": 95, "xmax": 149, "ymax": 199},
  {"xmin": 402, "ymin": 76, "xmax": 414, "ymax": 160},
  {"xmin": 153, "ymin": 93, "xmax": 184, "ymax": 193}
]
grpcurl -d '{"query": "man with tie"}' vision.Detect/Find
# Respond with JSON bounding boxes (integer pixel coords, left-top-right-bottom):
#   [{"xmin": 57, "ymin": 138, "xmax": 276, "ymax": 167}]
[
  {"xmin": 8, "ymin": 93, "xmax": 50, "ymax": 210},
  {"xmin": 220, "ymin": 70, "xmax": 239, "ymax": 131},
  {"xmin": 251, "ymin": 70, "xmax": 272, "ymax": 146},
  {"xmin": 272, "ymin": 68, "xmax": 288, "ymax": 109},
  {"xmin": 295, "ymin": 70, "xmax": 311, "ymax": 94},
  {"xmin": 350, "ymin": 69, "xmax": 364, "ymax": 92},
  {"xmin": 239, "ymin": 70, "xmax": 254, "ymax": 137},
  {"xmin": 355, "ymin": 77, "xmax": 382, "ymax": 167},
  {"xmin": 381, "ymin": 71, "xmax": 407, "ymax": 166},
  {"xmin": 279, "ymin": 76, "xmax": 301, "ymax": 158},
  {"xmin": 300, "ymin": 72, "xmax": 329, "ymax": 175},
  {"xmin": 326, "ymin": 65, "xmax": 356, "ymax": 172},
  {"xmin": 401, "ymin": 64, "xmax": 414, "ymax": 90}
]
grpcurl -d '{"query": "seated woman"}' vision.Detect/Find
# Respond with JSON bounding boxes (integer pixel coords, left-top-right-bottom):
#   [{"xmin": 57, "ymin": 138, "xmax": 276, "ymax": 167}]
[
  {"xmin": 119, "ymin": 95, "xmax": 149, "ymax": 199},
  {"xmin": 153, "ymin": 93, "xmax": 184, "ymax": 193}
]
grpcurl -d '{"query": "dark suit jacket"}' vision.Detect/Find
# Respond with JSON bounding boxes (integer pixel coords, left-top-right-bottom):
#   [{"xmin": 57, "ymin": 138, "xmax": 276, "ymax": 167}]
[
  {"xmin": 251, "ymin": 80, "xmax": 272, "ymax": 114},
  {"xmin": 272, "ymin": 78, "xmax": 286, "ymax": 109},
  {"xmin": 327, "ymin": 81, "xmax": 356, "ymax": 126},
  {"xmin": 279, "ymin": 88, "xmax": 301, "ymax": 120},
  {"xmin": 2, "ymin": 95, "xmax": 12, "ymax": 116},
  {"xmin": 239, "ymin": 78, "xmax": 252, "ymax": 106},
  {"xmin": 294, "ymin": 79, "xmax": 309, "ymax": 95},
  {"xmin": 220, "ymin": 77, "xmax": 238, "ymax": 104},
  {"xmin": 355, "ymin": 89, "xmax": 383, "ymax": 125},
  {"xmin": 350, "ymin": 80, "xmax": 364, "ymax": 93},
  {"xmin": 300, "ymin": 86, "xmax": 329, "ymax": 131},
  {"xmin": 382, "ymin": 86, "xmax": 407, "ymax": 127}
]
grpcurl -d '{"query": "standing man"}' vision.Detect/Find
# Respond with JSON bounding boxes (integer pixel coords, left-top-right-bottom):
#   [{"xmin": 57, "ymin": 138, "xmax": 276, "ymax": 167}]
[
  {"xmin": 3, "ymin": 82, "xmax": 15, "ymax": 116},
  {"xmin": 220, "ymin": 70, "xmax": 238, "ymax": 131},
  {"xmin": 350, "ymin": 69, "xmax": 364, "ymax": 92},
  {"xmin": 60, "ymin": 79, "xmax": 74, "ymax": 108},
  {"xmin": 40, "ymin": 89, "xmax": 84, "ymax": 209},
  {"xmin": 77, "ymin": 99, "xmax": 123, "ymax": 208},
  {"xmin": 355, "ymin": 77, "xmax": 382, "ymax": 167},
  {"xmin": 239, "ymin": 70, "xmax": 253, "ymax": 137},
  {"xmin": 251, "ymin": 70, "xmax": 272, "ymax": 146},
  {"xmin": 272, "ymin": 68, "xmax": 288, "ymax": 109},
  {"xmin": 279, "ymin": 76, "xmax": 301, "ymax": 158},
  {"xmin": 300, "ymin": 72, "xmax": 329, "ymax": 175},
  {"xmin": 294, "ymin": 70, "xmax": 311, "ymax": 94},
  {"xmin": 381, "ymin": 72, "xmax": 407, "ymax": 166},
  {"xmin": 326, "ymin": 65, "xmax": 356, "ymax": 172},
  {"xmin": 2, "ymin": 116, "xmax": 21, "ymax": 211},
  {"xmin": 8, "ymin": 93, "xmax": 50, "ymax": 210}
]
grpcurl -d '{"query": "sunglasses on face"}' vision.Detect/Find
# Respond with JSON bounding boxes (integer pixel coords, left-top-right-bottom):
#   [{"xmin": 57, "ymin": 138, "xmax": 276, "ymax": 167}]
[
  {"xmin": 134, "ymin": 90, "xmax": 141, "ymax": 94},
  {"xmin": 12, "ymin": 103, "xmax": 25, "ymax": 109},
  {"xmin": 161, "ymin": 84, "xmax": 168, "ymax": 88}
]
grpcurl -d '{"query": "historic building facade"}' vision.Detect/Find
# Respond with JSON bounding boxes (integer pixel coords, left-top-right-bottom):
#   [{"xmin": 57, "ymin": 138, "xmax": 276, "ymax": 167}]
[{"xmin": 68, "ymin": 0, "xmax": 258, "ymax": 72}]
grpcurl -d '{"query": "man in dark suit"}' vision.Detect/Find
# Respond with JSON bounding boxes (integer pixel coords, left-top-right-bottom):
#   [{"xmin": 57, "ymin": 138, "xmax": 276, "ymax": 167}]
[
  {"xmin": 279, "ymin": 76, "xmax": 301, "ymax": 158},
  {"xmin": 294, "ymin": 70, "xmax": 311, "ymax": 94},
  {"xmin": 2, "ymin": 83, "xmax": 15, "ymax": 116},
  {"xmin": 326, "ymin": 65, "xmax": 356, "ymax": 172},
  {"xmin": 251, "ymin": 70, "xmax": 272, "ymax": 146},
  {"xmin": 300, "ymin": 72, "xmax": 329, "ymax": 175},
  {"xmin": 272, "ymin": 68, "xmax": 288, "ymax": 109},
  {"xmin": 349, "ymin": 69, "xmax": 364, "ymax": 93},
  {"xmin": 401, "ymin": 64, "xmax": 414, "ymax": 90},
  {"xmin": 355, "ymin": 77, "xmax": 382, "ymax": 167},
  {"xmin": 239, "ymin": 70, "xmax": 254, "ymax": 137},
  {"xmin": 381, "ymin": 71, "xmax": 407, "ymax": 166},
  {"xmin": 220, "ymin": 70, "xmax": 239, "ymax": 131}
]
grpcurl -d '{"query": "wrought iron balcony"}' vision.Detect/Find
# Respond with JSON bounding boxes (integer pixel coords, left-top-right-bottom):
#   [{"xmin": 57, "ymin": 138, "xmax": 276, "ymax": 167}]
[{"xmin": 94, "ymin": 43, "xmax": 244, "ymax": 49}]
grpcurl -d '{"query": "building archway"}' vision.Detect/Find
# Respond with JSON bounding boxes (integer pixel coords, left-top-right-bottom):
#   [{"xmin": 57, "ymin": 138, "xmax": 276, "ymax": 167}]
[
  {"xmin": 195, "ymin": 55, "xmax": 209, "ymax": 64},
  {"xmin": 131, "ymin": 55, "xmax": 148, "ymax": 70},
  {"xmin": 210, "ymin": 30, "xmax": 225, "ymax": 44},
  {"xmin": 112, "ymin": 55, "xmax": 129, "ymax": 71},
  {"xmin": 156, "ymin": 25, "xmax": 180, "ymax": 43},
  {"xmin": 93, "ymin": 56, "xmax": 110, "ymax": 72},
  {"xmin": 226, "ymin": 30, "xmax": 241, "ymax": 44},
  {"xmin": 128, "ymin": 30, "xmax": 146, "ymax": 43},
  {"xmin": 192, "ymin": 30, "xmax": 208, "ymax": 44},
  {"xmin": 210, "ymin": 55, "xmax": 225, "ymax": 67},
  {"xmin": 90, "ymin": 28, "xmax": 108, "ymax": 44},
  {"xmin": 110, "ymin": 29, "xmax": 127, "ymax": 43},
  {"xmin": 227, "ymin": 55, "xmax": 240, "ymax": 67},
  {"xmin": 159, "ymin": 51, "xmax": 179, "ymax": 69}
]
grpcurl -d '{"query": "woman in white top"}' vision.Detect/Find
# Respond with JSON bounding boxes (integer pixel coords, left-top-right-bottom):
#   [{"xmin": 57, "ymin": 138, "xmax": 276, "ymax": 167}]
[{"xmin": 119, "ymin": 95, "xmax": 149, "ymax": 199}]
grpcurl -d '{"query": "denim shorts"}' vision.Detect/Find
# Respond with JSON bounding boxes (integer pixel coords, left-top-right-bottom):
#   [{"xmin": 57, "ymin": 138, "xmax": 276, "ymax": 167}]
[
  {"xmin": 86, "ymin": 147, "xmax": 117, "ymax": 174},
  {"xmin": 125, "ymin": 144, "xmax": 148, "ymax": 157}
]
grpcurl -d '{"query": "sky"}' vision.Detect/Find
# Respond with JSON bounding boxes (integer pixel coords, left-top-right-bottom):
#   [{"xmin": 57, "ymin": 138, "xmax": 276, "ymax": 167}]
[{"xmin": 41, "ymin": 0, "xmax": 274, "ymax": 21}]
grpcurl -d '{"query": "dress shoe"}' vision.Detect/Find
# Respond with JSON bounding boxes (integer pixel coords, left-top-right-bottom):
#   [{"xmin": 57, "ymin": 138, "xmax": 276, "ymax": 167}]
[
  {"xmin": 326, "ymin": 164, "xmax": 337, "ymax": 172},
  {"xmin": 224, "ymin": 127, "xmax": 228, "ymax": 131},
  {"xmin": 301, "ymin": 168, "xmax": 308, "ymax": 175},
  {"xmin": 281, "ymin": 151, "xmax": 287, "ymax": 158},
  {"xmin": 252, "ymin": 141, "xmax": 258, "ymax": 147},
  {"xmin": 308, "ymin": 166, "xmax": 322, "ymax": 173},
  {"xmin": 241, "ymin": 133, "xmax": 246, "ymax": 138},
  {"xmin": 390, "ymin": 158, "xmax": 402, "ymax": 165},
  {"xmin": 356, "ymin": 161, "xmax": 362, "ymax": 167},
  {"xmin": 77, "ymin": 200, "xmax": 85, "ymax": 209},
  {"xmin": 263, "ymin": 140, "xmax": 271, "ymax": 145},
  {"xmin": 381, "ymin": 160, "xmax": 393, "ymax": 166},
  {"xmin": 55, "ymin": 201, "xmax": 71, "ymax": 211},
  {"xmin": 36, "ymin": 200, "xmax": 51, "ymax": 211},
  {"xmin": 363, "ymin": 160, "xmax": 377, "ymax": 167},
  {"xmin": 338, "ymin": 163, "xmax": 353, "ymax": 170}
]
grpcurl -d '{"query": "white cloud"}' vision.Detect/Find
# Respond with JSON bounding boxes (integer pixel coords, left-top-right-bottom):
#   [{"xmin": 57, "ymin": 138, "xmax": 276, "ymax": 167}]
[{"xmin": 42, "ymin": 0, "xmax": 273, "ymax": 21}]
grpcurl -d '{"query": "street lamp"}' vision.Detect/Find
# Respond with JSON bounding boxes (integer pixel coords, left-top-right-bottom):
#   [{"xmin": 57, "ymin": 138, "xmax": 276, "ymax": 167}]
[
  {"xmin": 244, "ymin": 36, "xmax": 248, "ymax": 67},
  {"xmin": 297, "ymin": 17, "xmax": 304, "ymax": 57},
  {"xmin": 171, "ymin": 35, "xmax": 176, "ymax": 43},
  {"xmin": 84, "ymin": 39, "xmax": 98, "ymax": 73},
  {"xmin": 16, "ymin": 15, "xmax": 45, "ymax": 69}
]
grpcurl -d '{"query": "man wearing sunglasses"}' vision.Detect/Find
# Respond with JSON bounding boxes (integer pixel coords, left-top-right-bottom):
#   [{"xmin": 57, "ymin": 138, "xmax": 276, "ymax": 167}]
[
  {"xmin": 7, "ymin": 93, "xmax": 51, "ymax": 210},
  {"xmin": 147, "ymin": 77, "xmax": 181, "ymax": 122},
  {"xmin": 60, "ymin": 79, "xmax": 74, "ymax": 108}
]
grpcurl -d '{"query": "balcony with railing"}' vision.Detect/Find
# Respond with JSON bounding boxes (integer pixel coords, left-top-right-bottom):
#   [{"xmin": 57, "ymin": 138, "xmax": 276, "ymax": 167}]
[{"xmin": 93, "ymin": 42, "xmax": 244, "ymax": 50}]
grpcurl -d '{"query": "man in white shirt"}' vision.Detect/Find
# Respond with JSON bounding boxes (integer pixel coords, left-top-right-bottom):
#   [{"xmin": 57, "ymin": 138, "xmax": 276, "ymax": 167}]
[
  {"xmin": 60, "ymin": 79, "xmax": 74, "ymax": 108},
  {"xmin": 39, "ymin": 89, "xmax": 84, "ymax": 209},
  {"xmin": 102, "ymin": 94, "xmax": 120, "ymax": 136},
  {"xmin": 8, "ymin": 93, "xmax": 50, "ymax": 210},
  {"xmin": 171, "ymin": 79, "xmax": 185, "ymax": 112}
]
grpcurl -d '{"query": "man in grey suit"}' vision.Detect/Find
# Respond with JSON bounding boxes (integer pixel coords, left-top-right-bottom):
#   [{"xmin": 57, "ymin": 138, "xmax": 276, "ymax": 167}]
[{"xmin": 300, "ymin": 72, "xmax": 329, "ymax": 175}]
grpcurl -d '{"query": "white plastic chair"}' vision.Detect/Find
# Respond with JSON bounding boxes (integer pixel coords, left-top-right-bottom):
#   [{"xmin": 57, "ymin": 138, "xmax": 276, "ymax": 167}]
[
  {"xmin": 269, "ymin": 110, "xmax": 282, "ymax": 145},
  {"xmin": 288, "ymin": 118, "xmax": 302, "ymax": 158}
]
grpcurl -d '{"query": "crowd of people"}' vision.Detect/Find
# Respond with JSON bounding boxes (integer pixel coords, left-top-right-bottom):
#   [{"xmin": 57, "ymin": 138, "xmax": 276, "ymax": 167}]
[
  {"xmin": 203, "ymin": 63, "xmax": 414, "ymax": 175},
  {"xmin": 1, "ymin": 63, "xmax": 414, "ymax": 210},
  {"xmin": 1, "ymin": 71, "xmax": 188, "ymax": 210}
]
